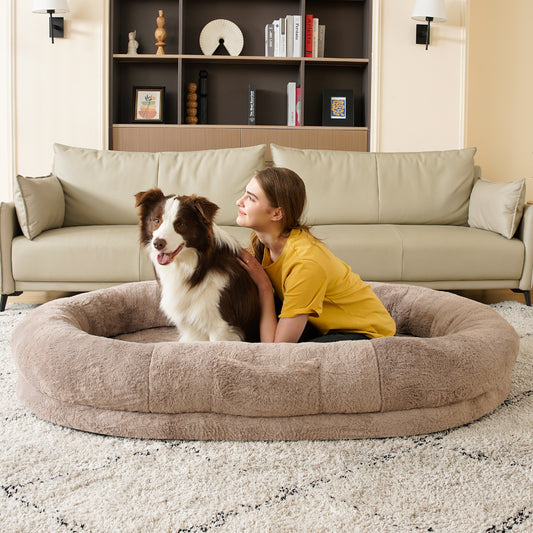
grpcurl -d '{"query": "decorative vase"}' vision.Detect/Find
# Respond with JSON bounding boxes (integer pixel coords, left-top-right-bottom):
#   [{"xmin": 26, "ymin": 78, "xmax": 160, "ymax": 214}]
[{"xmin": 155, "ymin": 10, "xmax": 167, "ymax": 55}]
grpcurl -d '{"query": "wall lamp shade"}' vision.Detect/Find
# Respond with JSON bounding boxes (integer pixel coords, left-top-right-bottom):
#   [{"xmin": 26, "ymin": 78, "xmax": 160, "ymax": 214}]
[
  {"xmin": 32, "ymin": 0, "xmax": 69, "ymax": 44},
  {"xmin": 411, "ymin": 0, "xmax": 447, "ymax": 50}
]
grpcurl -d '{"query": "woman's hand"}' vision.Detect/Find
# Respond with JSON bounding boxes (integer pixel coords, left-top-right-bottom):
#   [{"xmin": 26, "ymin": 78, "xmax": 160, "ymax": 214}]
[
  {"xmin": 238, "ymin": 250, "xmax": 273, "ymax": 295},
  {"xmin": 239, "ymin": 249, "xmax": 309, "ymax": 343}
]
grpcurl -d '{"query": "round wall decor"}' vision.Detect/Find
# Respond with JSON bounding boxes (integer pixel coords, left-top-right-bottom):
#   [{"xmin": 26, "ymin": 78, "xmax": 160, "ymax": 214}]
[{"xmin": 199, "ymin": 19, "xmax": 244, "ymax": 56}]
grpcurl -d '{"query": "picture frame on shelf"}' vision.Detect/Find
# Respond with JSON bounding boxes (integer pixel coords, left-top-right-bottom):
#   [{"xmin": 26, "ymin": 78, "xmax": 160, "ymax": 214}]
[
  {"xmin": 133, "ymin": 87, "xmax": 165, "ymax": 123},
  {"xmin": 322, "ymin": 89, "xmax": 354, "ymax": 127}
]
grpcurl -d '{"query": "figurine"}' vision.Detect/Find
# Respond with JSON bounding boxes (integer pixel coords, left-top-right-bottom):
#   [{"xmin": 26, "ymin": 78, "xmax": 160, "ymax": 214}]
[
  {"xmin": 155, "ymin": 10, "xmax": 167, "ymax": 55},
  {"xmin": 127, "ymin": 30, "xmax": 139, "ymax": 55}
]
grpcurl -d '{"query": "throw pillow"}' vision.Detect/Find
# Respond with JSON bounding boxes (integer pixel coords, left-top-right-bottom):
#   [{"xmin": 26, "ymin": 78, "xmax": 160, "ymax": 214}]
[
  {"xmin": 468, "ymin": 178, "xmax": 526, "ymax": 239},
  {"xmin": 14, "ymin": 174, "xmax": 65, "ymax": 239}
]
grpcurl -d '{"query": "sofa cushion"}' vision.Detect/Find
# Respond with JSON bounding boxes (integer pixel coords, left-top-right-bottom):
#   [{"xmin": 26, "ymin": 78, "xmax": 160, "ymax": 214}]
[
  {"xmin": 158, "ymin": 145, "xmax": 266, "ymax": 225},
  {"xmin": 270, "ymin": 144, "xmax": 380, "ymax": 224},
  {"xmin": 468, "ymin": 178, "xmax": 526, "ymax": 239},
  {"xmin": 53, "ymin": 144, "xmax": 159, "ymax": 226},
  {"xmin": 305, "ymin": 225, "xmax": 523, "ymax": 284},
  {"xmin": 311, "ymin": 225, "xmax": 403, "ymax": 280},
  {"xmin": 376, "ymin": 148, "xmax": 477, "ymax": 225},
  {"xmin": 12, "ymin": 226, "xmax": 154, "ymax": 283},
  {"xmin": 397, "ymin": 225, "xmax": 524, "ymax": 282},
  {"xmin": 14, "ymin": 174, "xmax": 65, "ymax": 239},
  {"xmin": 270, "ymin": 145, "xmax": 477, "ymax": 226}
]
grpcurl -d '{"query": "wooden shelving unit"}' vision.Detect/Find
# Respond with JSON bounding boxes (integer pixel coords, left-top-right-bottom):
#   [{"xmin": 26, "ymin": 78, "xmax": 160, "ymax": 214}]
[{"xmin": 109, "ymin": 0, "xmax": 372, "ymax": 152}]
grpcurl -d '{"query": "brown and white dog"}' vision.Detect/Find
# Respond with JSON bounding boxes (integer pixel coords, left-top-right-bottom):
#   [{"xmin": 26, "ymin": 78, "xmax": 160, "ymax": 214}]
[{"xmin": 135, "ymin": 188, "xmax": 260, "ymax": 342}]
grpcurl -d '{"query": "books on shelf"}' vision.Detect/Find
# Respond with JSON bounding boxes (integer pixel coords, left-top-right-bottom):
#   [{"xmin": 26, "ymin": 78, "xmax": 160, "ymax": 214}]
[
  {"xmin": 287, "ymin": 81, "xmax": 302, "ymax": 126},
  {"xmin": 294, "ymin": 15, "xmax": 302, "ymax": 57},
  {"xmin": 304, "ymin": 15, "xmax": 324, "ymax": 58},
  {"xmin": 295, "ymin": 86, "xmax": 301, "ymax": 126},
  {"xmin": 305, "ymin": 14, "xmax": 313, "ymax": 57},
  {"xmin": 265, "ymin": 23, "xmax": 274, "ymax": 56},
  {"xmin": 287, "ymin": 82, "xmax": 295, "ymax": 126},
  {"xmin": 265, "ymin": 14, "xmax": 319, "ymax": 57},
  {"xmin": 318, "ymin": 24, "xmax": 325, "ymax": 58},
  {"xmin": 248, "ymin": 84, "xmax": 256, "ymax": 125}
]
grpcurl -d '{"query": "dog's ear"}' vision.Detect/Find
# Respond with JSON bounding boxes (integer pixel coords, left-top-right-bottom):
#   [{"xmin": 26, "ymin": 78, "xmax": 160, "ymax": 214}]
[
  {"xmin": 135, "ymin": 188, "xmax": 166, "ymax": 208},
  {"xmin": 185, "ymin": 195, "xmax": 220, "ymax": 224}
]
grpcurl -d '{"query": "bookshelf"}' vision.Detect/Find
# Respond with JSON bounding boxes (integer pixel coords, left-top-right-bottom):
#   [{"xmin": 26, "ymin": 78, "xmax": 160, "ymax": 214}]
[{"xmin": 110, "ymin": 0, "xmax": 372, "ymax": 153}]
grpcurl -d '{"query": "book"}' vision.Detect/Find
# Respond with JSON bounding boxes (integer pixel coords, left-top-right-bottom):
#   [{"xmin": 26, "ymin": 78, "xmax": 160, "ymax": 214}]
[
  {"xmin": 287, "ymin": 81, "xmax": 296, "ymax": 126},
  {"xmin": 295, "ymin": 86, "xmax": 302, "ymax": 126},
  {"xmin": 280, "ymin": 18, "xmax": 287, "ymax": 57},
  {"xmin": 265, "ymin": 23, "xmax": 274, "ymax": 56},
  {"xmin": 305, "ymin": 14, "xmax": 313, "ymax": 57},
  {"xmin": 318, "ymin": 25, "xmax": 325, "ymax": 57},
  {"xmin": 312, "ymin": 17, "xmax": 319, "ymax": 57},
  {"xmin": 248, "ymin": 84, "xmax": 256, "ymax": 125},
  {"xmin": 273, "ymin": 19, "xmax": 280, "ymax": 57},
  {"xmin": 198, "ymin": 70, "xmax": 208, "ymax": 124},
  {"xmin": 293, "ymin": 15, "xmax": 302, "ymax": 57},
  {"xmin": 286, "ymin": 15, "xmax": 294, "ymax": 57}
]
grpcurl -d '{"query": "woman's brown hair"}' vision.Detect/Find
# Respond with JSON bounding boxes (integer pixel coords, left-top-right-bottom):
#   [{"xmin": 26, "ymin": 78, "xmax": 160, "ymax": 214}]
[{"xmin": 249, "ymin": 167, "xmax": 311, "ymax": 260}]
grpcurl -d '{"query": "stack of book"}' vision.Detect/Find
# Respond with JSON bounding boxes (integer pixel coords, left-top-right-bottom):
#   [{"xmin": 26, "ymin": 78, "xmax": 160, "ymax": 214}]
[{"xmin": 265, "ymin": 15, "xmax": 325, "ymax": 58}]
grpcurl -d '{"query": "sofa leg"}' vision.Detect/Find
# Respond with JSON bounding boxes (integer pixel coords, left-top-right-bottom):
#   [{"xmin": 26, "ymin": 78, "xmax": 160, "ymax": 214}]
[
  {"xmin": 0, "ymin": 291, "xmax": 23, "ymax": 312},
  {"xmin": 512, "ymin": 289, "xmax": 532, "ymax": 306}
]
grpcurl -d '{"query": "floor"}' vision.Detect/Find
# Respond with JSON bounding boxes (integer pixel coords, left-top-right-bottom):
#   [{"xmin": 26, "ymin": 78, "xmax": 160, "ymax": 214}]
[{"xmin": 7, "ymin": 288, "xmax": 529, "ymax": 307}]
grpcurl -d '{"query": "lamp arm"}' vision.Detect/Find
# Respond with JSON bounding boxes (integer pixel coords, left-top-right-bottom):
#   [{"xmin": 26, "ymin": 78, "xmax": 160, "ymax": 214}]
[
  {"xmin": 47, "ymin": 9, "xmax": 55, "ymax": 44},
  {"xmin": 425, "ymin": 16, "xmax": 433, "ymax": 50}
]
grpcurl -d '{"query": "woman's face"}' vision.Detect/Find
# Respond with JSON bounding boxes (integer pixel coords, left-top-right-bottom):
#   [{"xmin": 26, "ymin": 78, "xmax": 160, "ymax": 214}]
[{"xmin": 236, "ymin": 176, "xmax": 279, "ymax": 230}]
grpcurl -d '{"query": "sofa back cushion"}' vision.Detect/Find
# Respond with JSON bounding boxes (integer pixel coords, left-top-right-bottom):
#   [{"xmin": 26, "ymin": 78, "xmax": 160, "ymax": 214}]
[
  {"xmin": 53, "ymin": 144, "xmax": 159, "ymax": 226},
  {"xmin": 158, "ymin": 145, "xmax": 266, "ymax": 225},
  {"xmin": 270, "ymin": 144, "xmax": 380, "ymax": 224},
  {"xmin": 376, "ymin": 148, "xmax": 477, "ymax": 225},
  {"xmin": 270, "ymin": 145, "xmax": 477, "ymax": 226}
]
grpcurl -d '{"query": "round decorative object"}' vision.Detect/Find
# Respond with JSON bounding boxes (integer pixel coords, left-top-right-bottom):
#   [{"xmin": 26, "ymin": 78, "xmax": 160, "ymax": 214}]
[
  {"xmin": 199, "ymin": 19, "xmax": 244, "ymax": 56},
  {"xmin": 11, "ymin": 281, "xmax": 519, "ymax": 440}
]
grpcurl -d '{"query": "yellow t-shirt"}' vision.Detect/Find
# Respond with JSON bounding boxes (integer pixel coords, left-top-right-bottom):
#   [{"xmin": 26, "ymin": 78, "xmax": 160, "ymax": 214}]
[{"xmin": 262, "ymin": 229, "xmax": 396, "ymax": 339}]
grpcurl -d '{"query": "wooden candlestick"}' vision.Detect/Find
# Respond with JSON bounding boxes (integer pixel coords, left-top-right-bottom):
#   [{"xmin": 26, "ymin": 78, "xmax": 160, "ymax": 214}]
[
  {"xmin": 185, "ymin": 82, "xmax": 198, "ymax": 124},
  {"xmin": 155, "ymin": 10, "xmax": 167, "ymax": 55}
]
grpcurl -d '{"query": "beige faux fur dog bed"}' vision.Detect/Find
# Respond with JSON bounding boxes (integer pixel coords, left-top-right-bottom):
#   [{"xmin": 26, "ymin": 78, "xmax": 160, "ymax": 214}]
[{"xmin": 11, "ymin": 281, "xmax": 519, "ymax": 440}]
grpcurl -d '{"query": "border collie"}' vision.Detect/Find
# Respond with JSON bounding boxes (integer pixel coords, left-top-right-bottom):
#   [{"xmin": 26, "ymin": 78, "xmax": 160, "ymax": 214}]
[{"xmin": 135, "ymin": 188, "xmax": 260, "ymax": 342}]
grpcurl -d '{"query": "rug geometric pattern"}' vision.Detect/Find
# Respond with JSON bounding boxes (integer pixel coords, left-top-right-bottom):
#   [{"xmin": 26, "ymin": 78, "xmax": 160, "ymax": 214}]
[{"xmin": 1, "ymin": 301, "xmax": 532, "ymax": 532}]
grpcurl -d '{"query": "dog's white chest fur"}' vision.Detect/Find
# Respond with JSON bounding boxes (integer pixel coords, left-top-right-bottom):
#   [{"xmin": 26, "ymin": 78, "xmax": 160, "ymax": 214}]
[{"xmin": 156, "ymin": 250, "xmax": 241, "ymax": 342}]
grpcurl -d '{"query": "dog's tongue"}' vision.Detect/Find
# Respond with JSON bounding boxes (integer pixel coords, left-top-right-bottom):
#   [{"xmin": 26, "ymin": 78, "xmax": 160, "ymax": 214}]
[{"xmin": 157, "ymin": 244, "xmax": 183, "ymax": 265}]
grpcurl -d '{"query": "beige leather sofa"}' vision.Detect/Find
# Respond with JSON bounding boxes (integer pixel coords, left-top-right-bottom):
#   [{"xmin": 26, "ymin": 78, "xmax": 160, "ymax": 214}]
[{"xmin": 1, "ymin": 143, "xmax": 531, "ymax": 310}]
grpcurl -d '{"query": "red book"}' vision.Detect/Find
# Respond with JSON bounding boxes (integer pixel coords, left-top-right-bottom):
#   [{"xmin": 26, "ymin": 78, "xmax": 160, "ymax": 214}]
[
  {"xmin": 305, "ymin": 14, "xmax": 313, "ymax": 57},
  {"xmin": 295, "ymin": 86, "xmax": 302, "ymax": 126}
]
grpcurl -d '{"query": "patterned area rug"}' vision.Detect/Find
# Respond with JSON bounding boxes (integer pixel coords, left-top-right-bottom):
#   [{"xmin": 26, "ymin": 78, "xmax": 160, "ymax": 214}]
[{"xmin": 1, "ymin": 300, "xmax": 532, "ymax": 532}]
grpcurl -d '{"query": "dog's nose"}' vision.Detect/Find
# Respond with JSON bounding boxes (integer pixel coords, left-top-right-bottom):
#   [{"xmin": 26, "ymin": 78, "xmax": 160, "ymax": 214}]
[{"xmin": 153, "ymin": 238, "xmax": 167, "ymax": 251}]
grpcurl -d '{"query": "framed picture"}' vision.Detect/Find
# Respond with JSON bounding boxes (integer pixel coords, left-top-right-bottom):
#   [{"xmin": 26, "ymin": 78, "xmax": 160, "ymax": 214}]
[
  {"xmin": 322, "ymin": 89, "xmax": 354, "ymax": 127},
  {"xmin": 133, "ymin": 87, "xmax": 165, "ymax": 123}
]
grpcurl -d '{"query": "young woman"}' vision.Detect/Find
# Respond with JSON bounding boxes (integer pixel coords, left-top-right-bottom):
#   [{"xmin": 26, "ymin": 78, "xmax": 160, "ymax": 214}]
[{"xmin": 236, "ymin": 167, "xmax": 396, "ymax": 343}]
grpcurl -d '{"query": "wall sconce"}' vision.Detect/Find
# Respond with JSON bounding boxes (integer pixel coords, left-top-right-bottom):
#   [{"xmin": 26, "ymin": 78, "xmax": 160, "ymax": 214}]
[
  {"xmin": 32, "ymin": 0, "xmax": 69, "ymax": 44},
  {"xmin": 411, "ymin": 0, "xmax": 447, "ymax": 50}
]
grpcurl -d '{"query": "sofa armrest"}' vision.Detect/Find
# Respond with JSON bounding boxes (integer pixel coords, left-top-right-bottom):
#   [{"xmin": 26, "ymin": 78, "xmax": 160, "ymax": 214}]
[
  {"xmin": 0, "ymin": 202, "xmax": 20, "ymax": 295},
  {"xmin": 518, "ymin": 203, "xmax": 533, "ymax": 290}
]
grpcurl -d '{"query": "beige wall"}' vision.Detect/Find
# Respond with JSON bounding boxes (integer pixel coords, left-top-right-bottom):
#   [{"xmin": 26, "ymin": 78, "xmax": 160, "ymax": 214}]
[
  {"xmin": 467, "ymin": 0, "xmax": 533, "ymax": 200},
  {"xmin": 0, "ymin": 2, "xmax": 15, "ymax": 201},
  {"xmin": 376, "ymin": 0, "xmax": 467, "ymax": 152},
  {"xmin": 14, "ymin": 0, "xmax": 107, "ymax": 178},
  {"xmin": 3, "ymin": 0, "xmax": 531, "ymax": 201}
]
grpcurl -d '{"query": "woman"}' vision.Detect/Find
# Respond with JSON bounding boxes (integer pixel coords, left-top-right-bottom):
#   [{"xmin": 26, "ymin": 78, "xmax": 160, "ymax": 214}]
[{"xmin": 236, "ymin": 167, "xmax": 396, "ymax": 343}]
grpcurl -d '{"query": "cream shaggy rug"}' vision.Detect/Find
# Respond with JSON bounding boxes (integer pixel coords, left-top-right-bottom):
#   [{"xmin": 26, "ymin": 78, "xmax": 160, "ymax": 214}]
[{"xmin": 1, "ymin": 300, "xmax": 532, "ymax": 532}]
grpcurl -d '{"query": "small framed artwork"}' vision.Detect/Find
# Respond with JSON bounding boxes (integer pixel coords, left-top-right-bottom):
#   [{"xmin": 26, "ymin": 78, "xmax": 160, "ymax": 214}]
[
  {"xmin": 133, "ymin": 87, "xmax": 165, "ymax": 123},
  {"xmin": 322, "ymin": 89, "xmax": 354, "ymax": 127}
]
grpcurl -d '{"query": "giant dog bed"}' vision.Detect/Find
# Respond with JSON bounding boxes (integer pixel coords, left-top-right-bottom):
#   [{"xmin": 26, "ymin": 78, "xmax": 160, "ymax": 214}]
[{"xmin": 11, "ymin": 281, "xmax": 519, "ymax": 440}]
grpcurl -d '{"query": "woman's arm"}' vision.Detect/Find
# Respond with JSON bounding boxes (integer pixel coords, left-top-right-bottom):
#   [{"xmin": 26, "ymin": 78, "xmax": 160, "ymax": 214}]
[{"xmin": 239, "ymin": 250, "xmax": 308, "ymax": 343}]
